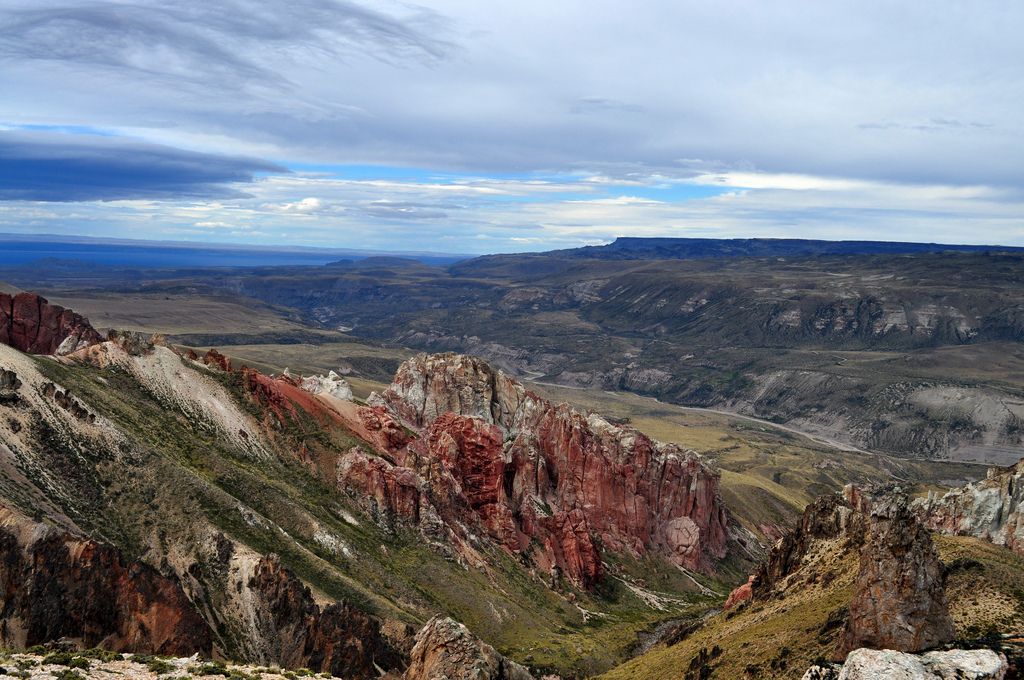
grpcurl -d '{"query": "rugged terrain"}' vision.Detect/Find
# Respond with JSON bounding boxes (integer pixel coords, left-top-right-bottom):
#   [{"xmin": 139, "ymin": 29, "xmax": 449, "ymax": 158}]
[
  {"xmin": 2, "ymin": 277, "xmax": 1024, "ymax": 679},
  {"xmin": 6, "ymin": 244, "xmax": 1024, "ymax": 461},
  {"xmin": 0, "ymin": 322, "xmax": 748, "ymax": 677},
  {"xmin": 608, "ymin": 484, "xmax": 1024, "ymax": 679}
]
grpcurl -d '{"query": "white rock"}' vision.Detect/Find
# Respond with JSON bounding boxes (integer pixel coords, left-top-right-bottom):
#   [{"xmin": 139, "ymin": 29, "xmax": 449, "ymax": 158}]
[
  {"xmin": 921, "ymin": 649, "xmax": 1008, "ymax": 680},
  {"xmin": 835, "ymin": 648, "xmax": 1007, "ymax": 680},
  {"xmin": 300, "ymin": 370, "xmax": 354, "ymax": 401}
]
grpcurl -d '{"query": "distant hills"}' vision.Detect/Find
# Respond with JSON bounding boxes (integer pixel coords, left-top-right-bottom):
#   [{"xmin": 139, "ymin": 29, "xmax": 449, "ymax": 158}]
[{"xmin": 554, "ymin": 237, "xmax": 1024, "ymax": 261}]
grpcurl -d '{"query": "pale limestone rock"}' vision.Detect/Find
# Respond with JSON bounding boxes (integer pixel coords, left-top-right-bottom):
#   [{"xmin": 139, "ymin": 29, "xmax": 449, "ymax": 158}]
[
  {"xmin": 300, "ymin": 370, "xmax": 354, "ymax": 401},
  {"xmin": 834, "ymin": 648, "xmax": 1006, "ymax": 680},
  {"xmin": 912, "ymin": 458, "xmax": 1024, "ymax": 556}
]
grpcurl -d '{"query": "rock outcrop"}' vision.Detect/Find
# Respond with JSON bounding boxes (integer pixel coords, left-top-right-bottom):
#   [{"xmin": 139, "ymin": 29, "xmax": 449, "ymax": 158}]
[
  {"xmin": 247, "ymin": 555, "xmax": 403, "ymax": 680},
  {"xmin": 912, "ymin": 459, "xmax": 1024, "ymax": 556},
  {"xmin": 404, "ymin": 616, "xmax": 533, "ymax": 680},
  {"xmin": 0, "ymin": 368, "xmax": 21, "ymax": 404},
  {"xmin": 839, "ymin": 495, "xmax": 955, "ymax": 657},
  {"xmin": 726, "ymin": 485, "xmax": 870, "ymax": 608},
  {"xmin": 0, "ymin": 292, "xmax": 102, "ymax": 355},
  {"xmin": 106, "ymin": 329, "xmax": 171, "ymax": 356},
  {"xmin": 0, "ymin": 504, "xmax": 212, "ymax": 655},
  {"xmin": 300, "ymin": 371, "xmax": 354, "ymax": 402},
  {"xmin": 808, "ymin": 647, "xmax": 1008, "ymax": 680},
  {"xmin": 203, "ymin": 348, "xmax": 233, "ymax": 372},
  {"xmin": 344, "ymin": 353, "xmax": 729, "ymax": 589}
]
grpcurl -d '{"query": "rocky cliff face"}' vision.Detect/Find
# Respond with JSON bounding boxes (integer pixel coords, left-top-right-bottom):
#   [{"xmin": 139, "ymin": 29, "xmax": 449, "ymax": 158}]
[
  {"xmin": 0, "ymin": 504, "xmax": 212, "ymax": 655},
  {"xmin": 246, "ymin": 555, "xmax": 403, "ymax": 680},
  {"xmin": 839, "ymin": 495, "xmax": 955, "ymax": 656},
  {"xmin": 404, "ymin": 616, "xmax": 533, "ymax": 680},
  {"xmin": 344, "ymin": 352, "xmax": 729, "ymax": 589},
  {"xmin": 912, "ymin": 458, "xmax": 1024, "ymax": 555},
  {"xmin": 0, "ymin": 293, "xmax": 102, "ymax": 355}
]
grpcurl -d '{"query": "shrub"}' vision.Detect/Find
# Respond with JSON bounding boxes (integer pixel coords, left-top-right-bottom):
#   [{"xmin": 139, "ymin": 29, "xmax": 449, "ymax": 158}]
[
  {"xmin": 149, "ymin": 660, "xmax": 175, "ymax": 675},
  {"xmin": 51, "ymin": 670, "xmax": 84, "ymax": 680}
]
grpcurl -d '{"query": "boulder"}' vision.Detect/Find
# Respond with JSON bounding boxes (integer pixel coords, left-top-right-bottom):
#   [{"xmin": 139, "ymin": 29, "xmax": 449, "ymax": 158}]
[
  {"xmin": 404, "ymin": 615, "xmax": 533, "ymax": 680},
  {"xmin": 831, "ymin": 648, "xmax": 1007, "ymax": 680}
]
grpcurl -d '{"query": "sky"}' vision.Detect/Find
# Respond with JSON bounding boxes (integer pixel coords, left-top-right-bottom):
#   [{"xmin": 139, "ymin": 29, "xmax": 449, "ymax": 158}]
[{"xmin": 1, "ymin": 0, "xmax": 1023, "ymax": 254}]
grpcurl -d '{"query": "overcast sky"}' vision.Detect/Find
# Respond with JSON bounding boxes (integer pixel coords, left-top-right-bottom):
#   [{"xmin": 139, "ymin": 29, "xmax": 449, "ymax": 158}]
[{"xmin": 1, "ymin": 0, "xmax": 1022, "ymax": 253}]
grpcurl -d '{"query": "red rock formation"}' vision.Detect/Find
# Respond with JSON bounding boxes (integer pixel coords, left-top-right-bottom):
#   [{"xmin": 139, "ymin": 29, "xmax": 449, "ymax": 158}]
[
  {"xmin": 838, "ymin": 495, "xmax": 955, "ymax": 657},
  {"xmin": 0, "ymin": 504, "xmax": 212, "ymax": 655},
  {"xmin": 338, "ymin": 448, "xmax": 422, "ymax": 523},
  {"xmin": 248, "ymin": 555, "xmax": 403, "ymax": 680},
  {"xmin": 404, "ymin": 616, "xmax": 533, "ymax": 680},
  {"xmin": 724, "ymin": 575, "xmax": 754, "ymax": 609},
  {"xmin": 354, "ymin": 352, "xmax": 729, "ymax": 589},
  {"xmin": 356, "ymin": 405, "xmax": 414, "ymax": 456},
  {"xmin": 0, "ymin": 292, "xmax": 102, "ymax": 355},
  {"xmin": 203, "ymin": 348, "xmax": 233, "ymax": 372}
]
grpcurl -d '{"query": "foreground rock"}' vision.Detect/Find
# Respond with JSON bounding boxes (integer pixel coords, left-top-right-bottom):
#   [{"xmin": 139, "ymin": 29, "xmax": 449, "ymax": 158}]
[
  {"xmin": 803, "ymin": 647, "xmax": 1008, "ymax": 679},
  {"xmin": 0, "ymin": 292, "xmax": 102, "ymax": 355},
  {"xmin": 347, "ymin": 352, "xmax": 729, "ymax": 589},
  {"xmin": 912, "ymin": 459, "xmax": 1024, "ymax": 556},
  {"xmin": 247, "ymin": 555, "xmax": 403, "ymax": 679},
  {"xmin": 404, "ymin": 616, "xmax": 533, "ymax": 680},
  {"xmin": 839, "ymin": 495, "xmax": 955, "ymax": 656},
  {"xmin": 0, "ymin": 504, "xmax": 213, "ymax": 655}
]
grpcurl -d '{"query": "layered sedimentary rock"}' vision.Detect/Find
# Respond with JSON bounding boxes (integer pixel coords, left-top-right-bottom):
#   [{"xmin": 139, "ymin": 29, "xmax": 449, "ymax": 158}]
[
  {"xmin": 912, "ymin": 459, "xmax": 1024, "ymax": 556},
  {"xmin": 0, "ymin": 504, "xmax": 212, "ymax": 655},
  {"xmin": 404, "ymin": 616, "xmax": 533, "ymax": 680},
  {"xmin": 341, "ymin": 353, "xmax": 729, "ymax": 589},
  {"xmin": 839, "ymin": 495, "xmax": 955, "ymax": 656},
  {"xmin": 0, "ymin": 292, "xmax": 102, "ymax": 355},
  {"xmin": 247, "ymin": 555, "xmax": 403, "ymax": 680}
]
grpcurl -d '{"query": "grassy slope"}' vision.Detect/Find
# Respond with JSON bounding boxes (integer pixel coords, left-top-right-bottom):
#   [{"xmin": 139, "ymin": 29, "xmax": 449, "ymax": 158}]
[{"xmin": 602, "ymin": 535, "xmax": 1024, "ymax": 680}]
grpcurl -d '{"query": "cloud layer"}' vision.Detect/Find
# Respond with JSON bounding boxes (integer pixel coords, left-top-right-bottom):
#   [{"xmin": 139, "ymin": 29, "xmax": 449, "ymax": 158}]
[
  {"xmin": 0, "ymin": 0, "xmax": 1022, "ymax": 251},
  {"xmin": 0, "ymin": 131, "xmax": 287, "ymax": 201}
]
